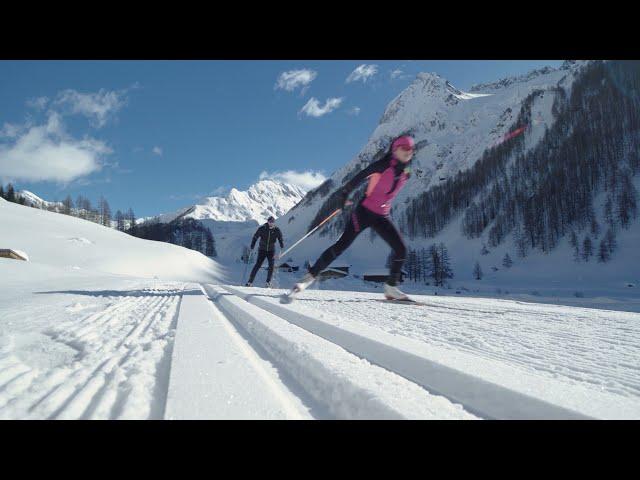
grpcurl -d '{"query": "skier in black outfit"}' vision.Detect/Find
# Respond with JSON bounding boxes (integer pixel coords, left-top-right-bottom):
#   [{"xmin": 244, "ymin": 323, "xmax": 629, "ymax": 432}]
[
  {"xmin": 246, "ymin": 216, "xmax": 284, "ymax": 287},
  {"xmin": 290, "ymin": 135, "xmax": 415, "ymax": 300}
]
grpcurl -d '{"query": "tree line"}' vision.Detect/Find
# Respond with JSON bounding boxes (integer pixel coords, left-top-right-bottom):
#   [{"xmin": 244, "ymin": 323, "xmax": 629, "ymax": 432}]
[
  {"xmin": 402, "ymin": 243, "xmax": 454, "ymax": 286},
  {"xmin": 129, "ymin": 217, "xmax": 217, "ymax": 257},
  {"xmin": 0, "ymin": 184, "xmax": 135, "ymax": 230},
  {"xmin": 404, "ymin": 60, "xmax": 638, "ymax": 264}
]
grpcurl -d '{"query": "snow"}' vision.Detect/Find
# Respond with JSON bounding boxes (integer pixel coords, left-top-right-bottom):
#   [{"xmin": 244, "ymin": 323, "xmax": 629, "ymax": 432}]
[
  {"xmin": 165, "ymin": 284, "xmax": 314, "ymax": 419},
  {"xmin": 204, "ymin": 284, "xmax": 477, "ymax": 419},
  {"xmin": 0, "ymin": 199, "xmax": 224, "ymax": 419},
  {"xmin": 18, "ymin": 190, "xmax": 63, "ymax": 209},
  {"xmin": 0, "ymin": 263, "xmax": 185, "ymax": 419},
  {"xmin": 223, "ymin": 285, "xmax": 640, "ymax": 419},
  {"xmin": 0, "ymin": 198, "xmax": 224, "ymax": 283}
]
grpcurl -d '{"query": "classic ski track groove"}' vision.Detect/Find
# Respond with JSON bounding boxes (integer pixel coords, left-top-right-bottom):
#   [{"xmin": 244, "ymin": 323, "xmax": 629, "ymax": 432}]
[
  {"xmin": 203, "ymin": 284, "xmax": 477, "ymax": 419},
  {"xmin": 258, "ymin": 287, "xmax": 640, "ymax": 399},
  {"xmin": 0, "ymin": 286, "xmax": 183, "ymax": 420},
  {"xmin": 219, "ymin": 284, "xmax": 605, "ymax": 419}
]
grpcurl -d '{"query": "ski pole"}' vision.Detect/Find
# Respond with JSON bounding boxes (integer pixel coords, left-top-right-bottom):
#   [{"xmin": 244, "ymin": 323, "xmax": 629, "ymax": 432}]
[
  {"xmin": 278, "ymin": 208, "xmax": 342, "ymax": 259},
  {"xmin": 241, "ymin": 248, "xmax": 253, "ymax": 285}
]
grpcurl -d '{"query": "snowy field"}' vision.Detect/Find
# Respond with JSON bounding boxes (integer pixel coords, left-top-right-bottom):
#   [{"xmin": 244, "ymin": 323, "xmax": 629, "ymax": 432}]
[
  {"xmin": 2, "ymin": 199, "xmax": 640, "ymax": 419},
  {"xmin": 223, "ymin": 285, "xmax": 640, "ymax": 419},
  {"xmin": 0, "ymin": 263, "xmax": 186, "ymax": 419},
  {"xmin": 0, "ymin": 199, "xmax": 220, "ymax": 419}
]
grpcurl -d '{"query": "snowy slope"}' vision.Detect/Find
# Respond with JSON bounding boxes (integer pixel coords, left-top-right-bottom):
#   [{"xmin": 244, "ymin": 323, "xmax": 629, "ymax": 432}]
[
  {"xmin": 0, "ymin": 197, "xmax": 225, "ymax": 283},
  {"xmin": 0, "ymin": 198, "xmax": 226, "ymax": 419}
]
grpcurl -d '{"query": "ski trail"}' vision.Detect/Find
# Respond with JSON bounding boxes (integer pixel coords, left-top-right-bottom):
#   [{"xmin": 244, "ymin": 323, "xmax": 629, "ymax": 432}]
[
  {"xmin": 203, "ymin": 284, "xmax": 477, "ymax": 419},
  {"xmin": 164, "ymin": 285, "xmax": 314, "ymax": 419},
  {"xmin": 222, "ymin": 285, "xmax": 640, "ymax": 419},
  {"xmin": 0, "ymin": 283, "xmax": 184, "ymax": 420},
  {"xmin": 207, "ymin": 293, "xmax": 309, "ymax": 419},
  {"xmin": 248, "ymin": 287, "xmax": 640, "ymax": 399}
]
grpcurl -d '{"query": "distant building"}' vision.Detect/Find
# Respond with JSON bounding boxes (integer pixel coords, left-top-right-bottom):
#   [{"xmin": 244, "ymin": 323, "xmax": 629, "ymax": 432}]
[
  {"xmin": 331, "ymin": 265, "xmax": 350, "ymax": 274},
  {"xmin": 362, "ymin": 269, "xmax": 407, "ymax": 283},
  {"xmin": 317, "ymin": 268, "xmax": 348, "ymax": 281},
  {"xmin": 275, "ymin": 262, "xmax": 299, "ymax": 272}
]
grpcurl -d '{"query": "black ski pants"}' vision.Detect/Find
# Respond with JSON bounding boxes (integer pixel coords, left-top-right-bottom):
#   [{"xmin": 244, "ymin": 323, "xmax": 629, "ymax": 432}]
[
  {"xmin": 248, "ymin": 249, "xmax": 275, "ymax": 283},
  {"xmin": 309, "ymin": 202, "xmax": 407, "ymax": 285}
]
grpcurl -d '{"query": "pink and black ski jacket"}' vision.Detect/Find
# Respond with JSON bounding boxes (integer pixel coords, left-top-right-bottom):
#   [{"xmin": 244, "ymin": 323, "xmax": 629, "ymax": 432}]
[{"xmin": 341, "ymin": 153, "xmax": 410, "ymax": 216}]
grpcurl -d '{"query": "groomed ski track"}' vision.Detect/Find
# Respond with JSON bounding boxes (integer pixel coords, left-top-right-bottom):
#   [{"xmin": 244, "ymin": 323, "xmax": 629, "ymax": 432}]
[
  {"xmin": 163, "ymin": 284, "xmax": 640, "ymax": 420},
  {"xmin": 165, "ymin": 284, "xmax": 476, "ymax": 419}
]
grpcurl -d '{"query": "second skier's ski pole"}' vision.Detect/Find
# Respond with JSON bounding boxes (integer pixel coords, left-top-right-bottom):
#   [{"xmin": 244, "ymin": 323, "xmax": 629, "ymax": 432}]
[
  {"xmin": 241, "ymin": 249, "xmax": 253, "ymax": 285},
  {"xmin": 278, "ymin": 208, "xmax": 342, "ymax": 259}
]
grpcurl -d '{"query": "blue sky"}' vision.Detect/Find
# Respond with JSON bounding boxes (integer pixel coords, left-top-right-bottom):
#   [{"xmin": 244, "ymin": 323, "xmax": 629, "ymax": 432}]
[{"xmin": 0, "ymin": 60, "xmax": 563, "ymax": 217}]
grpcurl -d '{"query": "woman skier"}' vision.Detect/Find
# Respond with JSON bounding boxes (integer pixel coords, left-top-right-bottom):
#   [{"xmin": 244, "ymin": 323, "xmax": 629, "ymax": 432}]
[{"xmin": 290, "ymin": 134, "xmax": 415, "ymax": 300}]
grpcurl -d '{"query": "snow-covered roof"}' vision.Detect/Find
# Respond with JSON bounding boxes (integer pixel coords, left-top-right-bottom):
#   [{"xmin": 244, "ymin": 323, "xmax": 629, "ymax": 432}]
[
  {"xmin": 0, "ymin": 249, "xmax": 29, "ymax": 261},
  {"xmin": 362, "ymin": 270, "xmax": 392, "ymax": 276},
  {"xmin": 320, "ymin": 268, "xmax": 348, "ymax": 275},
  {"xmin": 362, "ymin": 269, "xmax": 408, "ymax": 276}
]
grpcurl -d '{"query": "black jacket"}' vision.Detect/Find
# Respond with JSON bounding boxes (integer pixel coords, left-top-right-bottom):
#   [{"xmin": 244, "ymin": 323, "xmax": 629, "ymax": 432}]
[{"xmin": 251, "ymin": 223, "xmax": 284, "ymax": 252}]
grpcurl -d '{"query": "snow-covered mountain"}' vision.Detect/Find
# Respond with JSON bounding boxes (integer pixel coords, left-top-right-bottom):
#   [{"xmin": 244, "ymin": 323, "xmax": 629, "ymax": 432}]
[
  {"xmin": 153, "ymin": 180, "xmax": 307, "ymax": 226},
  {"xmin": 282, "ymin": 62, "xmax": 586, "ymax": 241},
  {"xmin": 140, "ymin": 180, "xmax": 308, "ymax": 263},
  {"xmin": 276, "ymin": 60, "xmax": 640, "ymax": 292},
  {"xmin": 18, "ymin": 190, "xmax": 63, "ymax": 209}
]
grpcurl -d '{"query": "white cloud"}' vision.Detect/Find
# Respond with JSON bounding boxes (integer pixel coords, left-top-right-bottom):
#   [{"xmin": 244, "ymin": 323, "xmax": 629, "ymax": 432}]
[
  {"xmin": 53, "ymin": 88, "xmax": 128, "ymax": 128},
  {"xmin": 152, "ymin": 146, "xmax": 163, "ymax": 156},
  {"xmin": 0, "ymin": 85, "xmax": 137, "ymax": 183},
  {"xmin": 275, "ymin": 69, "xmax": 318, "ymax": 92},
  {"xmin": 299, "ymin": 97, "xmax": 344, "ymax": 117},
  {"xmin": 0, "ymin": 113, "xmax": 110, "ymax": 183},
  {"xmin": 259, "ymin": 170, "xmax": 326, "ymax": 191},
  {"xmin": 346, "ymin": 64, "xmax": 379, "ymax": 83},
  {"xmin": 1, "ymin": 122, "xmax": 25, "ymax": 138},
  {"xmin": 26, "ymin": 96, "xmax": 49, "ymax": 110},
  {"xmin": 390, "ymin": 69, "xmax": 403, "ymax": 79},
  {"xmin": 347, "ymin": 106, "xmax": 361, "ymax": 116}
]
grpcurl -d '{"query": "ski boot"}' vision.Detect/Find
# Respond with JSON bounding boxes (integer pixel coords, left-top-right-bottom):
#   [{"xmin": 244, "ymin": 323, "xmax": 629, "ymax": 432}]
[
  {"xmin": 245, "ymin": 282, "xmax": 253, "ymax": 287},
  {"xmin": 265, "ymin": 282, "xmax": 272, "ymax": 288},
  {"xmin": 293, "ymin": 273, "xmax": 316, "ymax": 293},
  {"xmin": 384, "ymin": 282, "xmax": 410, "ymax": 301},
  {"xmin": 281, "ymin": 273, "xmax": 316, "ymax": 303}
]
